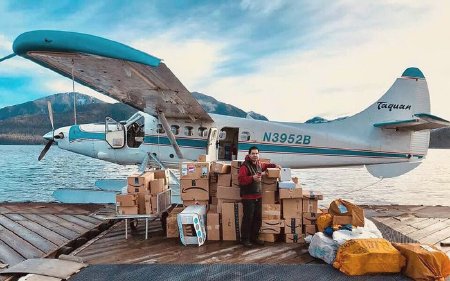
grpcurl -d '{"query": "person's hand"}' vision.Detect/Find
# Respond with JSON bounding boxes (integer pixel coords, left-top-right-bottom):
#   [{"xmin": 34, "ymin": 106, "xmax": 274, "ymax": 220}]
[{"xmin": 253, "ymin": 174, "xmax": 262, "ymax": 182}]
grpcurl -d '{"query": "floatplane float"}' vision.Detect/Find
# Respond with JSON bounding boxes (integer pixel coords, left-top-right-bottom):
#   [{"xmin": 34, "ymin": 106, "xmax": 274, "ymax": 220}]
[{"xmin": 1, "ymin": 30, "xmax": 449, "ymax": 203}]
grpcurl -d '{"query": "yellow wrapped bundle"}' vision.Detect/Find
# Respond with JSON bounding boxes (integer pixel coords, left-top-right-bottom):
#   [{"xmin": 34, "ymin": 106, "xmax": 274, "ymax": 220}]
[
  {"xmin": 333, "ymin": 238, "xmax": 406, "ymax": 276},
  {"xmin": 317, "ymin": 213, "xmax": 332, "ymax": 232},
  {"xmin": 393, "ymin": 243, "xmax": 450, "ymax": 281}
]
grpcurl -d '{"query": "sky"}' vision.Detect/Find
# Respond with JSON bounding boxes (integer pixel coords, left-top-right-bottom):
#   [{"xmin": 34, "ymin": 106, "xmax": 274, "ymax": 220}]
[{"xmin": 0, "ymin": 0, "xmax": 449, "ymax": 122}]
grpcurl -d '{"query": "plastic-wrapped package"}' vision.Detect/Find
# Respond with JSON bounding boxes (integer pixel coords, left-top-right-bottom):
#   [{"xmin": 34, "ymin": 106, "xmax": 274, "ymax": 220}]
[{"xmin": 308, "ymin": 232, "xmax": 339, "ymax": 264}]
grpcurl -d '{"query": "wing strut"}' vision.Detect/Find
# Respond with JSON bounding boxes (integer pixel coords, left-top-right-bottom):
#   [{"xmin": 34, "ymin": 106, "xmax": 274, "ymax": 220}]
[{"xmin": 157, "ymin": 111, "xmax": 184, "ymax": 159}]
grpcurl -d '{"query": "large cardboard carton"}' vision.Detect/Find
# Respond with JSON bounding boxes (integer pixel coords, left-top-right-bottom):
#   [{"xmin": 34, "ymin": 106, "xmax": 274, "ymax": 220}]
[
  {"xmin": 154, "ymin": 169, "xmax": 170, "ymax": 185},
  {"xmin": 206, "ymin": 211, "xmax": 221, "ymax": 241},
  {"xmin": 197, "ymin": 154, "xmax": 210, "ymax": 162},
  {"xmin": 231, "ymin": 160, "xmax": 244, "ymax": 169},
  {"xmin": 137, "ymin": 193, "xmax": 152, "ymax": 214},
  {"xmin": 260, "ymin": 220, "xmax": 283, "ymax": 234},
  {"xmin": 127, "ymin": 171, "xmax": 154, "ymax": 187},
  {"xmin": 304, "ymin": 224, "xmax": 316, "ymax": 235},
  {"xmin": 284, "ymin": 233, "xmax": 305, "ymax": 244},
  {"xmin": 302, "ymin": 198, "xmax": 319, "ymax": 213},
  {"xmin": 209, "ymin": 172, "xmax": 218, "ymax": 183},
  {"xmin": 282, "ymin": 199, "xmax": 302, "ymax": 218},
  {"xmin": 117, "ymin": 206, "xmax": 138, "ymax": 215},
  {"xmin": 180, "ymin": 162, "xmax": 210, "ymax": 180},
  {"xmin": 231, "ymin": 174, "xmax": 240, "ymax": 187},
  {"xmin": 216, "ymin": 186, "xmax": 241, "ymax": 200},
  {"xmin": 303, "ymin": 212, "xmax": 320, "ymax": 225},
  {"xmin": 262, "ymin": 204, "xmax": 281, "ymax": 220},
  {"xmin": 259, "ymin": 233, "xmax": 278, "ymax": 242},
  {"xmin": 284, "ymin": 218, "xmax": 302, "ymax": 234},
  {"xmin": 332, "ymin": 215, "xmax": 353, "ymax": 225},
  {"xmin": 116, "ymin": 194, "xmax": 137, "ymax": 207},
  {"xmin": 127, "ymin": 185, "xmax": 149, "ymax": 194},
  {"xmin": 150, "ymin": 178, "xmax": 166, "ymax": 194},
  {"xmin": 217, "ymin": 174, "xmax": 232, "ymax": 187},
  {"xmin": 266, "ymin": 168, "xmax": 281, "ymax": 178},
  {"xmin": 279, "ymin": 187, "xmax": 303, "ymax": 199},
  {"xmin": 302, "ymin": 190, "xmax": 324, "ymax": 200},
  {"xmin": 183, "ymin": 200, "xmax": 209, "ymax": 207},
  {"xmin": 221, "ymin": 202, "xmax": 243, "ymax": 241},
  {"xmin": 217, "ymin": 199, "xmax": 240, "ymax": 213},
  {"xmin": 181, "ymin": 179, "xmax": 209, "ymax": 201},
  {"xmin": 211, "ymin": 162, "xmax": 231, "ymax": 174},
  {"xmin": 262, "ymin": 191, "xmax": 276, "ymax": 204},
  {"xmin": 166, "ymin": 216, "xmax": 179, "ymax": 238},
  {"xmin": 231, "ymin": 167, "xmax": 240, "ymax": 176},
  {"xmin": 151, "ymin": 196, "xmax": 158, "ymax": 213}
]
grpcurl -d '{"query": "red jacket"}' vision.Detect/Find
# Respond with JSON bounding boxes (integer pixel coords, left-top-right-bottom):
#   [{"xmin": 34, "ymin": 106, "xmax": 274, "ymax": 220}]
[{"xmin": 238, "ymin": 155, "xmax": 276, "ymax": 199}]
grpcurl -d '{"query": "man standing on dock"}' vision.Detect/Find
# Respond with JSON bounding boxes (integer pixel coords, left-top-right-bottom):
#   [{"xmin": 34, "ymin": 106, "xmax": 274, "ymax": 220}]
[{"xmin": 238, "ymin": 146, "xmax": 279, "ymax": 247}]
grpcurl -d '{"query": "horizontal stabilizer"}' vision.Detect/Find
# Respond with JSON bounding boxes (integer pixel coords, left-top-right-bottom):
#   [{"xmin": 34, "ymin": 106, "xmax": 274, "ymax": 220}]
[
  {"xmin": 366, "ymin": 161, "xmax": 422, "ymax": 178},
  {"xmin": 374, "ymin": 113, "xmax": 450, "ymax": 131}
]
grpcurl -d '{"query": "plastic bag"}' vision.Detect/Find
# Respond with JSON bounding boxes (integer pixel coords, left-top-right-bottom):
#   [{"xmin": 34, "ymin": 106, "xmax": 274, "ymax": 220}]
[{"xmin": 308, "ymin": 232, "xmax": 339, "ymax": 264}]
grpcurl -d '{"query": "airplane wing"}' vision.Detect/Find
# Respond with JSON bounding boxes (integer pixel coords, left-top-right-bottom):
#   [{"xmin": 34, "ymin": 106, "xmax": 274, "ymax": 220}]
[
  {"xmin": 12, "ymin": 30, "xmax": 213, "ymax": 123},
  {"xmin": 373, "ymin": 113, "xmax": 450, "ymax": 131}
]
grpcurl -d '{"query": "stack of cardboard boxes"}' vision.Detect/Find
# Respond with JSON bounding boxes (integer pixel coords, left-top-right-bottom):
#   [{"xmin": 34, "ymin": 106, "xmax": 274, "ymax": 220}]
[{"xmin": 116, "ymin": 170, "xmax": 169, "ymax": 215}]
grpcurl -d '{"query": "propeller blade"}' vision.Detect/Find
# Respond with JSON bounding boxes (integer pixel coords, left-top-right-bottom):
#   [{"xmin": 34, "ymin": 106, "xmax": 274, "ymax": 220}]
[
  {"xmin": 38, "ymin": 140, "xmax": 54, "ymax": 161},
  {"xmin": 47, "ymin": 101, "xmax": 54, "ymax": 131}
]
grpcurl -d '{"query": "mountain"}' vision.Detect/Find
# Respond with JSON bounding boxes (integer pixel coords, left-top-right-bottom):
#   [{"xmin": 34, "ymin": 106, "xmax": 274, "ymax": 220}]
[{"xmin": 0, "ymin": 92, "xmax": 268, "ymax": 144}]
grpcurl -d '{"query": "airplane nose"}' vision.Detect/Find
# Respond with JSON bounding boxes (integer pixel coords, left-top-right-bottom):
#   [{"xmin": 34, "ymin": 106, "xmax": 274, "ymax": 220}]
[{"xmin": 43, "ymin": 131, "xmax": 53, "ymax": 141}]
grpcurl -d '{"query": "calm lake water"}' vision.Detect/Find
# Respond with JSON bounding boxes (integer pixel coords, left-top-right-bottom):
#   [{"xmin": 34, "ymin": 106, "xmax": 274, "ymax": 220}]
[{"xmin": 0, "ymin": 145, "xmax": 449, "ymax": 206}]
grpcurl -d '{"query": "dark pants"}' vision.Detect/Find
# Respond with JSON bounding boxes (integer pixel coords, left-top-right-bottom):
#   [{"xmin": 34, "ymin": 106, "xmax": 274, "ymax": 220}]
[{"xmin": 241, "ymin": 198, "xmax": 262, "ymax": 242}]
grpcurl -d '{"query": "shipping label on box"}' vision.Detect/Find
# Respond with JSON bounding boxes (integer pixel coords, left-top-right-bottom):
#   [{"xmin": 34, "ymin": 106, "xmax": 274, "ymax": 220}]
[
  {"xmin": 303, "ymin": 212, "xmax": 320, "ymax": 225},
  {"xmin": 181, "ymin": 179, "xmax": 209, "ymax": 201},
  {"xmin": 260, "ymin": 220, "xmax": 283, "ymax": 234},
  {"xmin": 262, "ymin": 204, "xmax": 281, "ymax": 220},
  {"xmin": 282, "ymin": 199, "xmax": 302, "ymax": 218},
  {"xmin": 303, "ymin": 224, "xmax": 316, "ymax": 235},
  {"xmin": 116, "ymin": 194, "xmax": 137, "ymax": 207},
  {"xmin": 279, "ymin": 187, "xmax": 303, "ymax": 199},
  {"xmin": 180, "ymin": 162, "xmax": 210, "ymax": 180},
  {"xmin": 127, "ymin": 171, "xmax": 154, "ymax": 187},
  {"xmin": 284, "ymin": 233, "xmax": 306, "ymax": 244},
  {"xmin": 211, "ymin": 162, "xmax": 231, "ymax": 174},
  {"xmin": 302, "ymin": 198, "xmax": 318, "ymax": 213},
  {"xmin": 217, "ymin": 174, "xmax": 232, "ymax": 187},
  {"xmin": 126, "ymin": 185, "xmax": 149, "ymax": 194},
  {"xmin": 117, "ymin": 206, "xmax": 138, "ymax": 215},
  {"xmin": 262, "ymin": 191, "xmax": 277, "ymax": 204},
  {"xmin": 206, "ymin": 211, "xmax": 221, "ymax": 241},
  {"xmin": 150, "ymin": 178, "xmax": 166, "ymax": 194},
  {"xmin": 216, "ymin": 186, "xmax": 241, "ymax": 200},
  {"xmin": 302, "ymin": 190, "xmax": 323, "ymax": 200},
  {"xmin": 266, "ymin": 168, "xmax": 280, "ymax": 178},
  {"xmin": 332, "ymin": 215, "xmax": 353, "ymax": 226},
  {"xmin": 284, "ymin": 218, "xmax": 302, "ymax": 234},
  {"xmin": 221, "ymin": 202, "xmax": 243, "ymax": 241}
]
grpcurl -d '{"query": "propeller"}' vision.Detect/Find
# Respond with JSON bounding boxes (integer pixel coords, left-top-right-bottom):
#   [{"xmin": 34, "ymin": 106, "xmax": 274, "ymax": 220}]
[{"xmin": 38, "ymin": 101, "xmax": 63, "ymax": 161}]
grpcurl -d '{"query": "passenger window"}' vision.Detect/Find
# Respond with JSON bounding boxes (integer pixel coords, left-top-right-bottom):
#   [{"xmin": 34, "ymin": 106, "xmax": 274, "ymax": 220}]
[
  {"xmin": 157, "ymin": 124, "xmax": 165, "ymax": 134},
  {"xmin": 240, "ymin": 131, "xmax": 251, "ymax": 141},
  {"xmin": 198, "ymin": 127, "xmax": 207, "ymax": 137},
  {"xmin": 171, "ymin": 125, "xmax": 180, "ymax": 135},
  {"xmin": 184, "ymin": 126, "xmax": 193, "ymax": 136}
]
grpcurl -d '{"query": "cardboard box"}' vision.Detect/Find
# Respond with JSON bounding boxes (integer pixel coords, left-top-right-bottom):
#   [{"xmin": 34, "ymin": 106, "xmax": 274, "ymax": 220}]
[
  {"xmin": 197, "ymin": 154, "xmax": 210, "ymax": 162},
  {"xmin": 262, "ymin": 204, "xmax": 281, "ymax": 220},
  {"xmin": 302, "ymin": 190, "xmax": 323, "ymax": 200},
  {"xmin": 231, "ymin": 166, "xmax": 240, "ymax": 176},
  {"xmin": 127, "ymin": 171, "xmax": 154, "ymax": 187},
  {"xmin": 222, "ymin": 202, "xmax": 243, "ymax": 241},
  {"xmin": 292, "ymin": 177, "xmax": 299, "ymax": 184},
  {"xmin": 259, "ymin": 233, "xmax": 278, "ymax": 242},
  {"xmin": 303, "ymin": 212, "xmax": 320, "ymax": 225},
  {"xmin": 117, "ymin": 206, "xmax": 138, "ymax": 215},
  {"xmin": 211, "ymin": 162, "xmax": 231, "ymax": 174},
  {"xmin": 266, "ymin": 168, "xmax": 281, "ymax": 178},
  {"xmin": 231, "ymin": 174, "xmax": 240, "ymax": 187},
  {"xmin": 137, "ymin": 193, "xmax": 152, "ymax": 214},
  {"xmin": 284, "ymin": 218, "xmax": 302, "ymax": 234},
  {"xmin": 260, "ymin": 220, "xmax": 283, "ymax": 234},
  {"xmin": 284, "ymin": 233, "xmax": 305, "ymax": 244},
  {"xmin": 151, "ymin": 196, "xmax": 158, "ymax": 213},
  {"xmin": 282, "ymin": 199, "xmax": 302, "ymax": 218},
  {"xmin": 304, "ymin": 224, "xmax": 316, "ymax": 235},
  {"xmin": 116, "ymin": 194, "xmax": 137, "ymax": 207},
  {"xmin": 302, "ymin": 198, "xmax": 318, "ymax": 213},
  {"xmin": 183, "ymin": 200, "xmax": 209, "ymax": 207},
  {"xmin": 180, "ymin": 162, "xmax": 210, "ymax": 180},
  {"xmin": 177, "ymin": 205, "xmax": 207, "ymax": 246},
  {"xmin": 154, "ymin": 169, "xmax": 170, "ymax": 185},
  {"xmin": 332, "ymin": 215, "xmax": 353, "ymax": 225},
  {"xmin": 181, "ymin": 179, "xmax": 209, "ymax": 201},
  {"xmin": 217, "ymin": 199, "xmax": 240, "ymax": 213},
  {"xmin": 206, "ymin": 211, "xmax": 221, "ymax": 241},
  {"xmin": 280, "ymin": 168, "xmax": 292, "ymax": 181},
  {"xmin": 262, "ymin": 191, "xmax": 276, "ymax": 204},
  {"xmin": 279, "ymin": 187, "xmax": 303, "ymax": 199},
  {"xmin": 217, "ymin": 174, "xmax": 232, "ymax": 187},
  {"xmin": 126, "ymin": 185, "xmax": 149, "ymax": 194},
  {"xmin": 231, "ymin": 160, "xmax": 244, "ymax": 169},
  {"xmin": 209, "ymin": 204, "xmax": 217, "ymax": 213},
  {"xmin": 166, "ymin": 216, "xmax": 179, "ymax": 238},
  {"xmin": 216, "ymin": 186, "xmax": 241, "ymax": 200},
  {"xmin": 150, "ymin": 178, "xmax": 166, "ymax": 194},
  {"xmin": 209, "ymin": 172, "xmax": 218, "ymax": 183}
]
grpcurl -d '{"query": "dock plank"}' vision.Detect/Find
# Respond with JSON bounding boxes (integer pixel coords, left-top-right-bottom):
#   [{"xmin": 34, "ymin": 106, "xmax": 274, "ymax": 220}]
[
  {"xmin": 0, "ymin": 240, "xmax": 24, "ymax": 266},
  {"xmin": 74, "ymin": 214, "xmax": 103, "ymax": 225},
  {"xmin": 59, "ymin": 214, "xmax": 99, "ymax": 229},
  {"xmin": 21, "ymin": 213, "xmax": 80, "ymax": 239},
  {"xmin": 0, "ymin": 215, "xmax": 57, "ymax": 253},
  {"xmin": 407, "ymin": 221, "xmax": 450, "ymax": 241},
  {"xmin": 420, "ymin": 225, "xmax": 450, "ymax": 245},
  {"xmin": 0, "ymin": 224, "xmax": 43, "ymax": 258},
  {"xmin": 17, "ymin": 220, "xmax": 69, "ymax": 246},
  {"xmin": 40, "ymin": 214, "xmax": 90, "ymax": 234}
]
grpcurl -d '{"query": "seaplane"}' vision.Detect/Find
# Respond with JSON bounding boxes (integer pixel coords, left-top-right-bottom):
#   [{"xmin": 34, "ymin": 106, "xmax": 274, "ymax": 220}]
[{"xmin": 1, "ymin": 30, "xmax": 449, "ymax": 203}]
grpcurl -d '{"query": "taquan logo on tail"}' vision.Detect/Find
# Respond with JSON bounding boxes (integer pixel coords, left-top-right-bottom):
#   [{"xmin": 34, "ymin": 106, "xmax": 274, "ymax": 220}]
[{"xmin": 377, "ymin": 102, "xmax": 411, "ymax": 111}]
